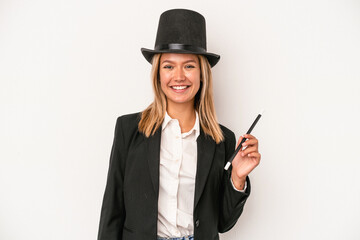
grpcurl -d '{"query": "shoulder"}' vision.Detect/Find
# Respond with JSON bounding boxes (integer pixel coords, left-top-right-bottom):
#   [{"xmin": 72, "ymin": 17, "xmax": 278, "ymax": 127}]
[
  {"xmin": 115, "ymin": 112, "xmax": 142, "ymax": 137},
  {"xmin": 117, "ymin": 112, "xmax": 142, "ymax": 125},
  {"xmin": 218, "ymin": 124, "xmax": 237, "ymax": 161},
  {"xmin": 219, "ymin": 124, "xmax": 236, "ymax": 143}
]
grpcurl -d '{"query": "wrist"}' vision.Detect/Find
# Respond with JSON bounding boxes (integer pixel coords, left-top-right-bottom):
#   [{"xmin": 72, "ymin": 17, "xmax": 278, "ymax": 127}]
[{"xmin": 231, "ymin": 171, "xmax": 247, "ymax": 190}]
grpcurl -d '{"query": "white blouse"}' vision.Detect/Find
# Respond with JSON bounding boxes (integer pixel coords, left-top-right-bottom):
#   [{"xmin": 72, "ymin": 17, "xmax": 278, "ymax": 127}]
[{"xmin": 157, "ymin": 112, "xmax": 245, "ymax": 238}]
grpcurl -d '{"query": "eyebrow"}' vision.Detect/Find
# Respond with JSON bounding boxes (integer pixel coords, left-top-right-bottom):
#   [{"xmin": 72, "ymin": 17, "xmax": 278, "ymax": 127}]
[{"xmin": 161, "ymin": 59, "xmax": 197, "ymax": 64}]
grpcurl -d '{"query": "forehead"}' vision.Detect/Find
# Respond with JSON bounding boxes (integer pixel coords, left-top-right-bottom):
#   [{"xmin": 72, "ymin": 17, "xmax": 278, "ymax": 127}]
[{"xmin": 160, "ymin": 53, "xmax": 199, "ymax": 63}]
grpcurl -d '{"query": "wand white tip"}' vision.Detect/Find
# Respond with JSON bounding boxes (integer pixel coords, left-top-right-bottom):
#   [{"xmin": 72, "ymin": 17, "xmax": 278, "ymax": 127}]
[
  {"xmin": 224, "ymin": 162, "xmax": 231, "ymax": 170},
  {"xmin": 259, "ymin": 109, "xmax": 265, "ymax": 115}
]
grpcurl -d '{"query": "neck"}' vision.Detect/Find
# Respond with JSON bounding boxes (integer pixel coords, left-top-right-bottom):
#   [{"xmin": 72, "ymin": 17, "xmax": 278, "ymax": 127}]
[{"xmin": 167, "ymin": 101, "xmax": 196, "ymax": 133}]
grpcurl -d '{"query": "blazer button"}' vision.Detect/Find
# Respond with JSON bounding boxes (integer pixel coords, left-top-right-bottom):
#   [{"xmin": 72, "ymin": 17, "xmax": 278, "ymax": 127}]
[{"xmin": 195, "ymin": 219, "xmax": 200, "ymax": 228}]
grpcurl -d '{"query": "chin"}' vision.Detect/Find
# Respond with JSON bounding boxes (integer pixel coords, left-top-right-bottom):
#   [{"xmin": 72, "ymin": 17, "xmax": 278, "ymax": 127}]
[{"xmin": 169, "ymin": 98, "xmax": 195, "ymax": 105}]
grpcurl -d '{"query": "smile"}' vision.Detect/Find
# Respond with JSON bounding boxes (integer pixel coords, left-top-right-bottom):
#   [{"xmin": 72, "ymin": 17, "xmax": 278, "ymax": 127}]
[{"xmin": 171, "ymin": 85, "xmax": 189, "ymax": 90}]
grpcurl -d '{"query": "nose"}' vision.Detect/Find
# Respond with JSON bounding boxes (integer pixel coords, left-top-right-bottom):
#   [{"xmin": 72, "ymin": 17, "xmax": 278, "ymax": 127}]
[{"xmin": 174, "ymin": 67, "xmax": 185, "ymax": 81}]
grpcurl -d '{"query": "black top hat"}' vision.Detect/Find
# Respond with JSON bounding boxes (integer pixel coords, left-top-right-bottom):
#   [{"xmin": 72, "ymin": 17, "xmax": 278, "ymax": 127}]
[{"xmin": 141, "ymin": 9, "xmax": 220, "ymax": 67}]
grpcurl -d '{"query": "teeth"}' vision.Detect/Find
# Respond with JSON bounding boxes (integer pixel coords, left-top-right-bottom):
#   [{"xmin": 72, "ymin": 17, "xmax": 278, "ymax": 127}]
[{"xmin": 172, "ymin": 86, "xmax": 187, "ymax": 90}]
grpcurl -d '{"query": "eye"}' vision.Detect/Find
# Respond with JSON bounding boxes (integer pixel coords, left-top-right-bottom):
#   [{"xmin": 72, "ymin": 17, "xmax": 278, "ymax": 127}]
[
  {"xmin": 163, "ymin": 65, "xmax": 173, "ymax": 69},
  {"xmin": 185, "ymin": 65, "xmax": 195, "ymax": 69}
]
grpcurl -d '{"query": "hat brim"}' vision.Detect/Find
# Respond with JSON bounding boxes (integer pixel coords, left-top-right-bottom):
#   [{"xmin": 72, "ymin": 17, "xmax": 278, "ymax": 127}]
[{"xmin": 141, "ymin": 48, "xmax": 220, "ymax": 68}]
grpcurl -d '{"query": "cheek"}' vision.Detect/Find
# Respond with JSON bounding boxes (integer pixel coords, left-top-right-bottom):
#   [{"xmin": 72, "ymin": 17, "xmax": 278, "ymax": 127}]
[
  {"xmin": 159, "ymin": 72, "xmax": 170, "ymax": 87},
  {"xmin": 159, "ymin": 80, "xmax": 168, "ymax": 95},
  {"xmin": 191, "ymin": 73, "xmax": 201, "ymax": 93},
  {"xmin": 196, "ymin": 78, "xmax": 201, "ymax": 90},
  {"xmin": 159, "ymin": 76, "xmax": 167, "ymax": 91}
]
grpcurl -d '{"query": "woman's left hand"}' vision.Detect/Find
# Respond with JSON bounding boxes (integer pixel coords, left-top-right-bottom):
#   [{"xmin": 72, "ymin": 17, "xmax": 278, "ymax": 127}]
[{"xmin": 231, "ymin": 134, "xmax": 261, "ymax": 190}]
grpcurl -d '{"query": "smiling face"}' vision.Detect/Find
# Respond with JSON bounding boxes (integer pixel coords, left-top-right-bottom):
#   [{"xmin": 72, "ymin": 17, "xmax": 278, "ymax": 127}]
[{"xmin": 159, "ymin": 53, "xmax": 201, "ymax": 110}]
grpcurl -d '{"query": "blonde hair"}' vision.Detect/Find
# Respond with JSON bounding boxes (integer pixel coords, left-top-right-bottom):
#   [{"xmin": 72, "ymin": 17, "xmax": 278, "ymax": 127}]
[{"xmin": 138, "ymin": 54, "xmax": 224, "ymax": 143}]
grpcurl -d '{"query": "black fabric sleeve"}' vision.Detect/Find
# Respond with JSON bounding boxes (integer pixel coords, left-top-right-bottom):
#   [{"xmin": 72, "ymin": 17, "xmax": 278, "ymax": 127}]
[{"xmin": 98, "ymin": 117, "xmax": 126, "ymax": 240}]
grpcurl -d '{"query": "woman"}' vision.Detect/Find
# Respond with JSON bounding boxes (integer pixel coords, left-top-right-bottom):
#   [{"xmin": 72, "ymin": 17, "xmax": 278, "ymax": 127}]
[{"xmin": 98, "ymin": 9, "xmax": 261, "ymax": 240}]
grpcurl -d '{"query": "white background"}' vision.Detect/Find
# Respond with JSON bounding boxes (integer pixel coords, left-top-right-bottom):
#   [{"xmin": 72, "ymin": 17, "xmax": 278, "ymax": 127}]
[{"xmin": 1, "ymin": 0, "xmax": 359, "ymax": 239}]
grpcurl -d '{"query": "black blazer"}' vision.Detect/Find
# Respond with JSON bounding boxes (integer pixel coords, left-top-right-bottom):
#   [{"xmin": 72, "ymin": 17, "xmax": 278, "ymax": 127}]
[{"xmin": 98, "ymin": 113, "xmax": 250, "ymax": 240}]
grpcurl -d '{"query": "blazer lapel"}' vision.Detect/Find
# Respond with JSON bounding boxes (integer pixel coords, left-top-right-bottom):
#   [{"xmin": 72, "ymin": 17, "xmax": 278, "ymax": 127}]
[
  {"xmin": 194, "ymin": 129, "xmax": 216, "ymax": 209},
  {"xmin": 147, "ymin": 127, "xmax": 162, "ymax": 197}
]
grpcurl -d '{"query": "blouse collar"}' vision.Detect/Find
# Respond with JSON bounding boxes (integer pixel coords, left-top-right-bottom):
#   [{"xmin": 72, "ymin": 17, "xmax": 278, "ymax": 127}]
[{"xmin": 162, "ymin": 111, "xmax": 200, "ymax": 139}]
